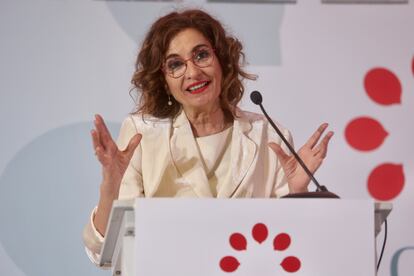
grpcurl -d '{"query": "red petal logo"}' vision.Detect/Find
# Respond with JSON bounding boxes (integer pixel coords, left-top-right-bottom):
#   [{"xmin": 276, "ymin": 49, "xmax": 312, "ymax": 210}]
[
  {"xmin": 364, "ymin": 68, "xmax": 402, "ymax": 105},
  {"xmin": 345, "ymin": 117, "xmax": 388, "ymax": 151},
  {"xmin": 367, "ymin": 163, "xmax": 405, "ymax": 201},
  {"xmin": 273, "ymin": 233, "xmax": 291, "ymax": 251},
  {"xmin": 229, "ymin": 233, "xmax": 247, "ymax": 251},
  {"xmin": 252, "ymin": 223, "xmax": 268, "ymax": 244},
  {"xmin": 280, "ymin": 256, "xmax": 301, "ymax": 273},
  {"xmin": 220, "ymin": 224, "xmax": 301, "ymax": 273},
  {"xmin": 220, "ymin": 256, "xmax": 240, "ymax": 272}
]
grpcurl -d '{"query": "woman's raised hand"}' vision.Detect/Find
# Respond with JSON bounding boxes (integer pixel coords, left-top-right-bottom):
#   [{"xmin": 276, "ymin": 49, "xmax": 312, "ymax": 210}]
[
  {"xmin": 268, "ymin": 123, "xmax": 333, "ymax": 194},
  {"xmin": 91, "ymin": 114, "xmax": 142, "ymax": 196}
]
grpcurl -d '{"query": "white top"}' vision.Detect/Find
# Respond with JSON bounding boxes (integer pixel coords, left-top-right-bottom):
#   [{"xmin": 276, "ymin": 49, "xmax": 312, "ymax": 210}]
[{"xmin": 195, "ymin": 126, "xmax": 233, "ymax": 197}]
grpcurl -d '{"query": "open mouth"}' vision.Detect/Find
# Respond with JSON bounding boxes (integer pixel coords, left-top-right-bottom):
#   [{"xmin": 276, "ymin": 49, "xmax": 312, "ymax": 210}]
[{"xmin": 186, "ymin": 81, "xmax": 210, "ymax": 94}]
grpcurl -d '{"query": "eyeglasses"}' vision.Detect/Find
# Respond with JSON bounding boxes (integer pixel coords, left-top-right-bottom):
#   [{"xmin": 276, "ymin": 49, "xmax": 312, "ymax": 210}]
[{"xmin": 163, "ymin": 47, "xmax": 215, "ymax": 79}]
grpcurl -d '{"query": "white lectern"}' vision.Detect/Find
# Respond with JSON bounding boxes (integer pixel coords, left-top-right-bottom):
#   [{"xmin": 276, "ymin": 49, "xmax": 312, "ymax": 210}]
[{"xmin": 99, "ymin": 199, "xmax": 391, "ymax": 276}]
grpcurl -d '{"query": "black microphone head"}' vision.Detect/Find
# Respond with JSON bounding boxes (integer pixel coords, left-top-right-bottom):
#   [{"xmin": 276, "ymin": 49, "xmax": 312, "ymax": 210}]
[{"xmin": 250, "ymin": 90, "xmax": 263, "ymax": 105}]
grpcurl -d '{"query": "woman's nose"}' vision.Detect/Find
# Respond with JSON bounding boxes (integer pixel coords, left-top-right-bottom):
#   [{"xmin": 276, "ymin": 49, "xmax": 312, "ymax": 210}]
[{"xmin": 185, "ymin": 60, "xmax": 202, "ymax": 79}]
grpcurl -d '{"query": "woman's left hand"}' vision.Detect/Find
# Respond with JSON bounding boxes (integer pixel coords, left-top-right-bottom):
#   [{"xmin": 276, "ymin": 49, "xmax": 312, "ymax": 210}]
[{"xmin": 268, "ymin": 123, "xmax": 334, "ymax": 193}]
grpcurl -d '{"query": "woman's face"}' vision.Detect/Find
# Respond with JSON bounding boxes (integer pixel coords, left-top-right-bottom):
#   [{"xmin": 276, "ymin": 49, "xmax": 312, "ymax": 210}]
[{"xmin": 163, "ymin": 28, "xmax": 223, "ymax": 114}]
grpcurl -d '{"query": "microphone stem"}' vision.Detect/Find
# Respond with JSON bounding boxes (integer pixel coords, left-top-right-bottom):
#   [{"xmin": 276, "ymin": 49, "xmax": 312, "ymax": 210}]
[{"xmin": 259, "ymin": 103, "xmax": 327, "ymax": 192}]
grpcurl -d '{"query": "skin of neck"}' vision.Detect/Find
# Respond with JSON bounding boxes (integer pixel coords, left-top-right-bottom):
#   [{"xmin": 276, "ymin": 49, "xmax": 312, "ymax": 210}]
[{"xmin": 183, "ymin": 101, "xmax": 231, "ymax": 137}]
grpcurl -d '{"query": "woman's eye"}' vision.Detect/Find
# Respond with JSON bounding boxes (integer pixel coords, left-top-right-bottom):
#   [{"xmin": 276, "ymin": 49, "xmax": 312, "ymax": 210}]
[
  {"xmin": 167, "ymin": 59, "xmax": 184, "ymax": 71},
  {"xmin": 195, "ymin": 49, "xmax": 210, "ymax": 61}
]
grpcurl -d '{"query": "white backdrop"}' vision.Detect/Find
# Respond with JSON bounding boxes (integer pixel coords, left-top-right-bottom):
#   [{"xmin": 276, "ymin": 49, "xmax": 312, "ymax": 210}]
[{"xmin": 0, "ymin": 0, "xmax": 413, "ymax": 275}]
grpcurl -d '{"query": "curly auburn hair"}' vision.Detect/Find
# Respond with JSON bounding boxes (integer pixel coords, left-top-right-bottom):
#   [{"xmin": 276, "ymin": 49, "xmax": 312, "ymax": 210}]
[{"xmin": 131, "ymin": 9, "xmax": 256, "ymax": 119}]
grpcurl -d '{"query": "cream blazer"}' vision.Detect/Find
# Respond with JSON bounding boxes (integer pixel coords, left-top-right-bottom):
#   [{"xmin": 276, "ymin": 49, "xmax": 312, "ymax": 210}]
[
  {"xmin": 83, "ymin": 109, "xmax": 292, "ymax": 265},
  {"xmin": 117, "ymin": 109, "xmax": 292, "ymax": 199}
]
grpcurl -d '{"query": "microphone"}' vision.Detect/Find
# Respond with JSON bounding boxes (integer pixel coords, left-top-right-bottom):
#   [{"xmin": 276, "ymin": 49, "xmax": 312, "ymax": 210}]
[
  {"xmin": 250, "ymin": 90, "xmax": 339, "ymax": 198},
  {"xmin": 250, "ymin": 91, "xmax": 263, "ymax": 105}
]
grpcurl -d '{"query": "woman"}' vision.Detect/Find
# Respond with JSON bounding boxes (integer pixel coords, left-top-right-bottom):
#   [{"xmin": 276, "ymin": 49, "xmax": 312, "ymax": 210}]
[{"xmin": 83, "ymin": 9, "xmax": 333, "ymax": 265}]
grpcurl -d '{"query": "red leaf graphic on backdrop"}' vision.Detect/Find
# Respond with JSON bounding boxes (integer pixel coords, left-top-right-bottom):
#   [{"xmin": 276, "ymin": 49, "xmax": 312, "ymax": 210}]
[
  {"xmin": 220, "ymin": 256, "xmax": 240, "ymax": 272},
  {"xmin": 280, "ymin": 256, "xmax": 301, "ymax": 272},
  {"xmin": 273, "ymin": 233, "xmax": 291, "ymax": 251},
  {"xmin": 345, "ymin": 117, "xmax": 388, "ymax": 151},
  {"xmin": 367, "ymin": 163, "xmax": 405, "ymax": 201},
  {"xmin": 412, "ymin": 57, "xmax": 414, "ymax": 76},
  {"xmin": 252, "ymin": 223, "xmax": 268, "ymax": 244},
  {"xmin": 229, "ymin": 233, "xmax": 247, "ymax": 251},
  {"xmin": 364, "ymin": 68, "xmax": 402, "ymax": 105}
]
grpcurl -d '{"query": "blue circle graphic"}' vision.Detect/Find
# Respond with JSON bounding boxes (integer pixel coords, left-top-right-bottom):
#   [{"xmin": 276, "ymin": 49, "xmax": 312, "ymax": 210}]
[{"xmin": 0, "ymin": 122, "xmax": 120, "ymax": 276}]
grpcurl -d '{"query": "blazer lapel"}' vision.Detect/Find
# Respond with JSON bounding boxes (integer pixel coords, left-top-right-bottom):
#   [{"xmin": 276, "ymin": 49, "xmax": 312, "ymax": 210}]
[
  {"xmin": 217, "ymin": 110, "xmax": 258, "ymax": 198},
  {"xmin": 169, "ymin": 111, "xmax": 213, "ymax": 197},
  {"xmin": 140, "ymin": 116, "xmax": 172, "ymax": 197}
]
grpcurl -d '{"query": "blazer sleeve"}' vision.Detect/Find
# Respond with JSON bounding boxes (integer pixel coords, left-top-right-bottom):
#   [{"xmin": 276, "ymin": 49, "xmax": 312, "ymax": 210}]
[{"xmin": 82, "ymin": 115, "xmax": 144, "ymax": 267}]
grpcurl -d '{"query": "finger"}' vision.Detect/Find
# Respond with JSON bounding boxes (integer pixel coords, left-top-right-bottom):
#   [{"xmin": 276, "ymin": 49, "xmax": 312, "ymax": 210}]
[
  {"xmin": 94, "ymin": 114, "xmax": 114, "ymax": 146},
  {"xmin": 305, "ymin": 123, "xmax": 329, "ymax": 149},
  {"xmin": 316, "ymin": 131, "xmax": 334, "ymax": 158},
  {"xmin": 91, "ymin": 129, "xmax": 103, "ymax": 151},
  {"xmin": 124, "ymin": 134, "xmax": 142, "ymax": 157},
  {"xmin": 268, "ymin": 142, "xmax": 289, "ymax": 166},
  {"xmin": 93, "ymin": 116, "xmax": 106, "ymax": 151},
  {"xmin": 94, "ymin": 145, "xmax": 106, "ymax": 163}
]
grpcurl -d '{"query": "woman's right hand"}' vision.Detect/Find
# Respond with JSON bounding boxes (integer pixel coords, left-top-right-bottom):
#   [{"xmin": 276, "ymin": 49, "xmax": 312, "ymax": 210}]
[{"xmin": 91, "ymin": 114, "xmax": 142, "ymax": 197}]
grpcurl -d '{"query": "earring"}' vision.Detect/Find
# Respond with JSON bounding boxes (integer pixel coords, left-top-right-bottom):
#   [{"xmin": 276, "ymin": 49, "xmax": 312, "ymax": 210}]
[{"xmin": 168, "ymin": 95, "xmax": 173, "ymax": 106}]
